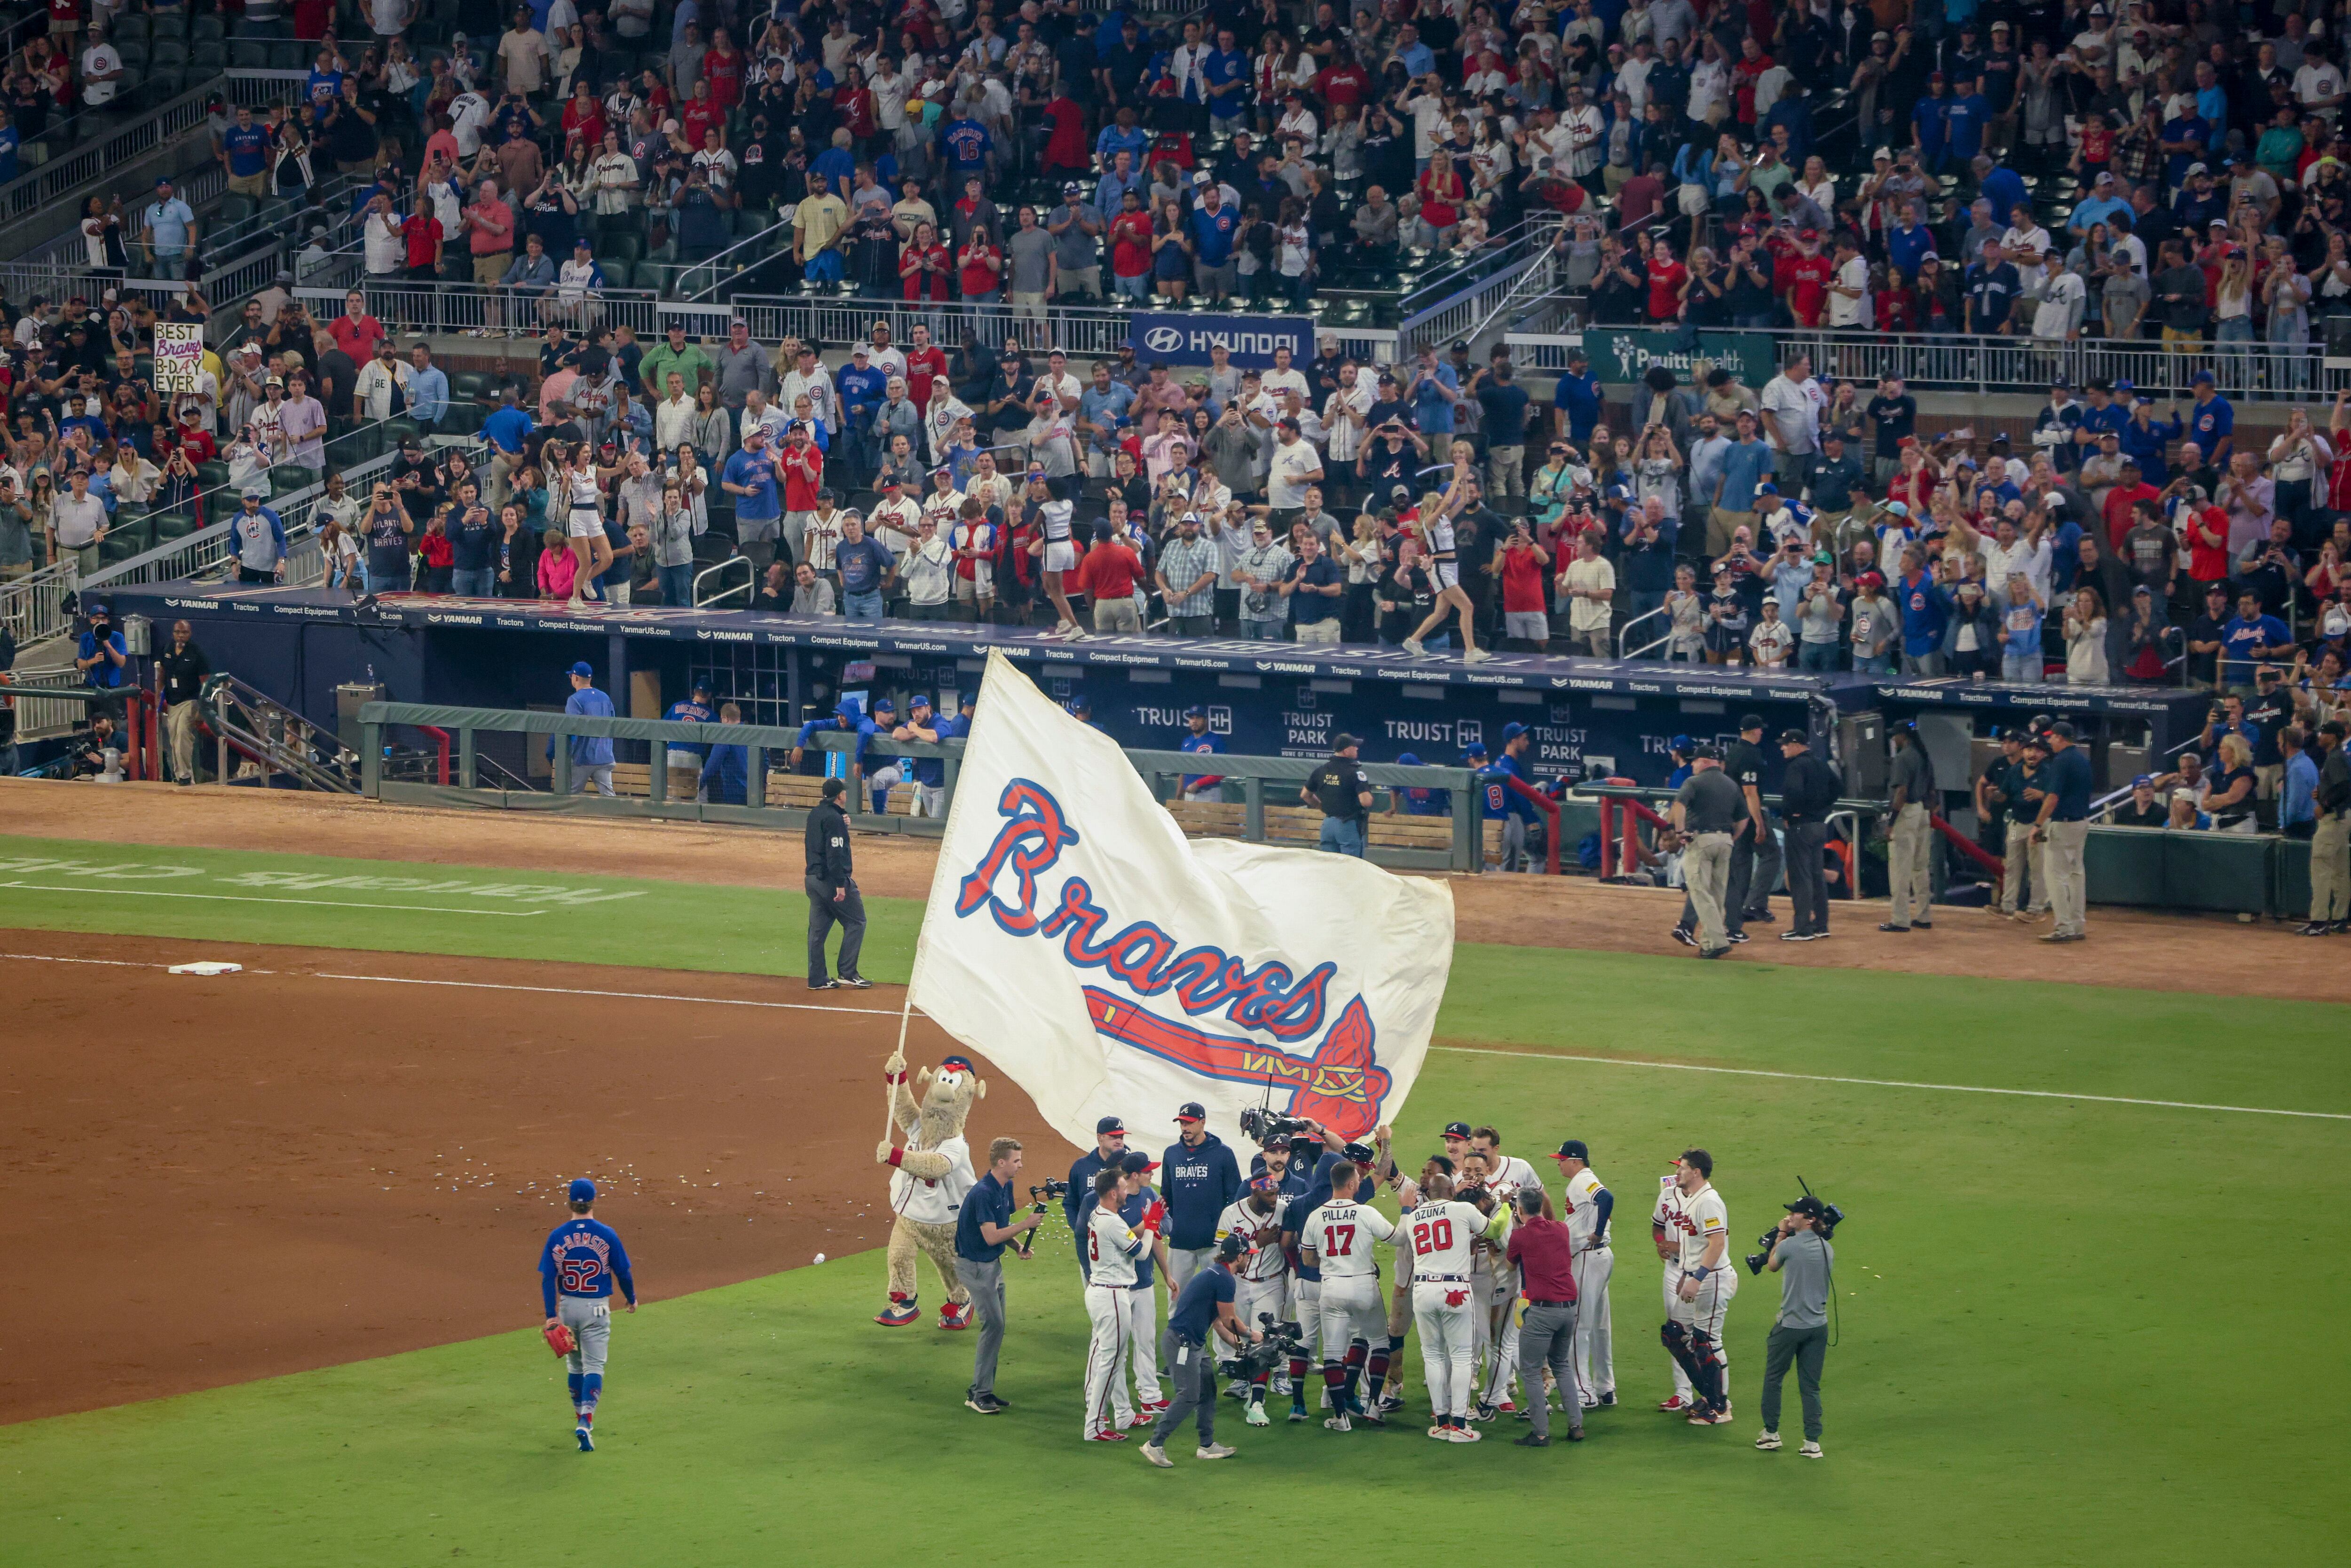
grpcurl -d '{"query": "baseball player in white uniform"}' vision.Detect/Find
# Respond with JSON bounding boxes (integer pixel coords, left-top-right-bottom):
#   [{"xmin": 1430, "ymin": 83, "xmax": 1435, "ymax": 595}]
[
  {"xmin": 1106, "ymin": 1151, "xmax": 1173, "ymax": 1431},
  {"xmin": 1455, "ymin": 1156, "xmax": 1520, "ymax": 1419},
  {"xmin": 1401, "ymin": 1173, "xmax": 1491, "ymax": 1441},
  {"xmin": 1553, "ymin": 1139, "xmax": 1616, "ymax": 1409},
  {"xmin": 1300, "ymin": 1161, "xmax": 1395, "ymax": 1432},
  {"xmin": 1652, "ymin": 1170, "xmax": 1697, "ymax": 1411},
  {"xmin": 1081, "ymin": 1169, "xmax": 1147, "ymax": 1442},
  {"xmin": 1660, "ymin": 1148, "xmax": 1737, "ymax": 1426},
  {"xmin": 1215, "ymin": 1179, "xmax": 1291, "ymax": 1424}
]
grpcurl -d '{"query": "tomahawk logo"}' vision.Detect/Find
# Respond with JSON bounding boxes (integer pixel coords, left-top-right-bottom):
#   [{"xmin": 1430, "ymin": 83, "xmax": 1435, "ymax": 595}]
[{"xmin": 952, "ymin": 779, "xmax": 1391, "ymax": 1135}]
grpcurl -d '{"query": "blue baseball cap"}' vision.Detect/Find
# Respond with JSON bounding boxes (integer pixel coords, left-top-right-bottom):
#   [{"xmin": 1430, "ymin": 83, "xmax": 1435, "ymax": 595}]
[
  {"xmin": 1096, "ymin": 1115, "xmax": 1126, "ymax": 1135},
  {"xmin": 2133, "ymin": 773, "xmax": 2156, "ymax": 787},
  {"xmin": 1501, "ymin": 721, "xmax": 1527, "ymax": 741},
  {"xmin": 1753, "ymin": 481, "xmax": 1779, "ymax": 496},
  {"xmin": 910, "ymin": 693, "xmax": 933, "ymax": 709},
  {"xmin": 690, "ymin": 678, "xmax": 712, "ymax": 697},
  {"xmin": 568, "ymin": 661, "xmax": 593, "ymax": 678},
  {"xmin": 1670, "ymin": 733, "xmax": 1694, "ymax": 754},
  {"xmin": 1396, "ymin": 751, "xmax": 1420, "ymax": 765},
  {"xmin": 1463, "ymin": 741, "xmax": 1489, "ymax": 759},
  {"xmin": 2193, "ymin": 370, "xmax": 2215, "ymax": 385},
  {"xmin": 568, "ymin": 1177, "xmax": 597, "ymax": 1203},
  {"xmin": 1183, "ymin": 703, "xmax": 1206, "ymax": 718},
  {"xmin": 872, "ymin": 697, "xmax": 896, "ymax": 714}
]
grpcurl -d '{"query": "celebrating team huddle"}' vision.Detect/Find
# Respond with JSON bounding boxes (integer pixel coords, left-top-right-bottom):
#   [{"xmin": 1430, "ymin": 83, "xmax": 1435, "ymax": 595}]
[{"xmin": 1061, "ymin": 1108, "xmax": 1747, "ymax": 1461}]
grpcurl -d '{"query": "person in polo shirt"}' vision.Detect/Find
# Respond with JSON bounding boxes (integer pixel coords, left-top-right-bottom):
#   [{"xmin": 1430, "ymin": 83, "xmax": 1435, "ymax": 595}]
[
  {"xmin": 2023, "ymin": 721, "xmax": 2095, "ymax": 942},
  {"xmin": 720, "ymin": 422, "xmax": 782, "ymax": 572},
  {"xmin": 954, "ymin": 1135, "xmax": 1044, "ymax": 1416}
]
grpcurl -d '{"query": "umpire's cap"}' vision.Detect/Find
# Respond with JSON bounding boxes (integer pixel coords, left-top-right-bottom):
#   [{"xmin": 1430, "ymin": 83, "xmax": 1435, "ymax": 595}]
[
  {"xmin": 568, "ymin": 1177, "xmax": 597, "ymax": 1203},
  {"xmin": 1690, "ymin": 743, "xmax": 1721, "ymax": 761},
  {"xmin": 1554, "ymin": 1140, "xmax": 1590, "ymax": 1162},
  {"xmin": 821, "ymin": 776, "xmax": 847, "ymax": 798},
  {"xmin": 1779, "ymin": 728, "xmax": 1808, "ymax": 747},
  {"xmin": 1738, "ymin": 712, "xmax": 1766, "ymax": 734}
]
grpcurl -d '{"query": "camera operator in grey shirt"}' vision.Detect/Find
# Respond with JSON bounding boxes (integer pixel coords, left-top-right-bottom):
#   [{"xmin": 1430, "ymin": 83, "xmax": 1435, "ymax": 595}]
[{"xmin": 1756, "ymin": 1195, "xmax": 1834, "ymax": 1455}]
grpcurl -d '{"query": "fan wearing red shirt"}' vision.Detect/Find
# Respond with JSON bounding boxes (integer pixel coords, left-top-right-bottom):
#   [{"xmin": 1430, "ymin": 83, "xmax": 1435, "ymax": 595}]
[
  {"xmin": 705, "ymin": 35, "xmax": 745, "ymax": 110},
  {"xmin": 1647, "ymin": 248, "xmax": 1688, "ymax": 323},
  {"xmin": 1041, "ymin": 92, "xmax": 1089, "ymax": 176},
  {"xmin": 561, "ymin": 88, "xmax": 607, "ymax": 152},
  {"xmin": 1074, "ymin": 526, "xmax": 1143, "ymax": 629},
  {"xmin": 402, "ymin": 206, "xmax": 444, "ymax": 279},
  {"xmin": 958, "ymin": 234, "xmax": 1004, "ymax": 299},
  {"xmin": 902, "ymin": 330, "xmax": 948, "ymax": 413},
  {"xmin": 779, "ymin": 426, "xmax": 824, "ymax": 512},
  {"xmin": 679, "ymin": 86, "xmax": 720, "ymax": 151},
  {"xmin": 901, "ymin": 228, "xmax": 952, "ymax": 302},
  {"xmin": 2101, "ymin": 468, "xmax": 2160, "ymax": 550},
  {"xmin": 1109, "ymin": 199, "xmax": 1154, "ymax": 288},
  {"xmin": 330, "ymin": 295, "xmax": 387, "ymax": 363},
  {"xmin": 1418, "ymin": 157, "xmax": 1466, "ymax": 233},
  {"xmin": 1775, "ymin": 233, "xmax": 1834, "ymax": 328},
  {"xmin": 2183, "ymin": 496, "xmax": 2231, "ymax": 587},
  {"xmin": 1316, "ymin": 55, "xmax": 1369, "ymax": 109},
  {"xmin": 1496, "ymin": 519, "xmax": 1553, "ymax": 651}
]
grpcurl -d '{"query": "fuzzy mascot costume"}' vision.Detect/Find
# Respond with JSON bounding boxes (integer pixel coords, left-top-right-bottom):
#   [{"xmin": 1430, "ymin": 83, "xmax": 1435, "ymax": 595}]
[{"xmin": 874, "ymin": 1049, "xmax": 982, "ymax": 1328}]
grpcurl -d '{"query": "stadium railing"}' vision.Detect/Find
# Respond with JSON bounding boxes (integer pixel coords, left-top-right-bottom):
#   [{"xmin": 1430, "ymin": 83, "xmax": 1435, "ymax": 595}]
[
  {"xmin": 720, "ymin": 293, "xmax": 1400, "ymax": 367},
  {"xmin": 297, "ymin": 279, "xmax": 669, "ymax": 339},
  {"xmin": 1506, "ymin": 323, "xmax": 2335, "ymax": 402}
]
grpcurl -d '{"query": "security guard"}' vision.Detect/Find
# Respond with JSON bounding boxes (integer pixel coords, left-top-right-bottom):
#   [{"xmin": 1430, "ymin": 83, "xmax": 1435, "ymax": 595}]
[
  {"xmin": 2026, "ymin": 720, "xmax": 2093, "ymax": 943},
  {"xmin": 805, "ymin": 775, "xmax": 872, "ymax": 989},
  {"xmin": 1304, "ymin": 732, "xmax": 1373, "ymax": 857},
  {"xmin": 1675, "ymin": 714, "xmax": 1775, "ymax": 945},
  {"xmin": 1671, "ymin": 745, "xmax": 1745, "ymax": 958},
  {"xmin": 1878, "ymin": 721, "xmax": 1936, "ymax": 933},
  {"xmin": 1775, "ymin": 730, "xmax": 1841, "ymax": 941},
  {"xmin": 2304, "ymin": 721, "xmax": 2351, "ymax": 935}
]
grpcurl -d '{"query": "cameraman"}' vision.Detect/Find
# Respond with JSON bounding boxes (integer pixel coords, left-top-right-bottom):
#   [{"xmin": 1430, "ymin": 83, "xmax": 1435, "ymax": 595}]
[
  {"xmin": 1141, "ymin": 1231, "xmax": 1254, "ymax": 1467},
  {"xmin": 1755, "ymin": 1197, "xmax": 1833, "ymax": 1459},
  {"xmin": 953, "ymin": 1136, "xmax": 1044, "ymax": 1417}
]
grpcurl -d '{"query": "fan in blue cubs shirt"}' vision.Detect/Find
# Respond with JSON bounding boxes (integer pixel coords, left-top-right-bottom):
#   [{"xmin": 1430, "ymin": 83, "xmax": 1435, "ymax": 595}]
[
  {"xmin": 540, "ymin": 1177, "xmax": 636, "ymax": 1452},
  {"xmin": 1178, "ymin": 705, "xmax": 1227, "ymax": 801}
]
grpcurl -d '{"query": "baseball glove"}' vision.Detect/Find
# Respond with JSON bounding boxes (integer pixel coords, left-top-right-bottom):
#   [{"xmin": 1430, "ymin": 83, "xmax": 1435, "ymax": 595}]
[{"xmin": 544, "ymin": 1322, "xmax": 577, "ymax": 1357}]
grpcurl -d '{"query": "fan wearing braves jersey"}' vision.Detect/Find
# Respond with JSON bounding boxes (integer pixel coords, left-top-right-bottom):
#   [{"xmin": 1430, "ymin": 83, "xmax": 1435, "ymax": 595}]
[
  {"xmin": 1082, "ymin": 1168, "xmax": 1148, "ymax": 1442},
  {"xmin": 1553, "ymin": 1139, "xmax": 1617, "ymax": 1409},
  {"xmin": 1659, "ymin": 1148, "xmax": 1738, "ymax": 1426},
  {"xmin": 1214, "ymin": 1179, "xmax": 1292, "ymax": 1423},
  {"xmin": 540, "ymin": 1178, "xmax": 637, "ymax": 1452},
  {"xmin": 1300, "ymin": 1159, "xmax": 1397, "ymax": 1432},
  {"xmin": 1401, "ymin": 1173, "xmax": 1493, "ymax": 1441}
]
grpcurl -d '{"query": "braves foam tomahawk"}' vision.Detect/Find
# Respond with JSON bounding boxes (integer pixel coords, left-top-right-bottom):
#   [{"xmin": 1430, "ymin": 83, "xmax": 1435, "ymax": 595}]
[{"xmin": 908, "ymin": 652, "xmax": 1454, "ymax": 1151}]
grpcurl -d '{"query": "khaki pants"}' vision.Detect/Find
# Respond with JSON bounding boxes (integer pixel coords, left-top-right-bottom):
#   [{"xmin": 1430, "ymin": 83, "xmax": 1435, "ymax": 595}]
[
  {"xmin": 166, "ymin": 699, "xmax": 201, "ymax": 782},
  {"xmin": 228, "ymin": 171, "xmax": 268, "ymax": 198},
  {"xmin": 2256, "ymin": 763, "xmax": 2282, "ymax": 801},
  {"xmin": 1684, "ymin": 830, "xmax": 1733, "ymax": 953},
  {"xmin": 1486, "ymin": 443, "xmax": 1525, "ymax": 499},
  {"xmin": 2000, "ymin": 818, "xmax": 2048, "ymax": 914},
  {"xmin": 2162, "ymin": 327, "xmax": 2201, "ymax": 356},
  {"xmin": 2045, "ymin": 819, "xmax": 2089, "ymax": 937},
  {"xmin": 1091, "ymin": 597, "xmax": 1141, "ymax": 633},
  {"xmin": 1708, "ymin": 506, "xmax": 1754, "ymax": 557},
  {"xmin": 1887, "ymin": 801, "xmax": 1932, "ymax": 925},
  {"xmin": 2311, "ymin": 812, "xmax": 2351, "ymax": 923}
]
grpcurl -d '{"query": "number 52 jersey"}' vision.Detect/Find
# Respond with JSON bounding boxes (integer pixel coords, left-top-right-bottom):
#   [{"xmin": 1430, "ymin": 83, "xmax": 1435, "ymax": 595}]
[{"xmin": 541, "ymin": 1217, "xmax": 632, "ymax": 1302}]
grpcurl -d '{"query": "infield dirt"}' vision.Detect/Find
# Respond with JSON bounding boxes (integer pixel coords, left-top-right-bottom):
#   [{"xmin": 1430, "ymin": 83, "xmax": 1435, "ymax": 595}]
[{"xmin": 0, "ymin": 933, "xmax": 1020, "ymax": 1426}]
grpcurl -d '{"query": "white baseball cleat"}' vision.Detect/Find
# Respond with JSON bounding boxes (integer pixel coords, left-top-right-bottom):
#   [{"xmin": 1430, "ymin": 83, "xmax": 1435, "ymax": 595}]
[
  {"xmin": 1427, "ymin": 1425, "xmax": 1449, "ymax": 1441},
  {"xmin": 1141, "ymin": 1442, "xmax": 1173, "ymax": 1468},
  {"xmin": 1446, "ymin": 1424, "xmax": 1483, "ymax": 1442},
  {"xmin": 1244, "ymin": 1403, "xmax": 1270, "ymax": 1427},
  {"xmin": 1195, "ymin": 1443, "xmax": 1236, "ymax": 1460},
  {"xmin": 1323, "ymin": 1412, "xmax": 1353, "ymax": 1432},
  {"xmin": 1658, "ymin": 1393, "xmax": 1695, "ymax": 1412},
  {"xmin": 1125, "ymin": 1410, "xmax": 1155, "ymax": 1429}
]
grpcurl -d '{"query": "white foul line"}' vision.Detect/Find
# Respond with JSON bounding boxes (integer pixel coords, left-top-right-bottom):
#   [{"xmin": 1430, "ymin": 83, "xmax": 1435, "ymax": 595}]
[
  {"xmin": 1431, "ymin": 1044, "xmax": 2351, "ymax": 1122},
  {"xmin": 0, "ymin": 880, "xmax": 549, "ymax": 917},
  {"xmin": 311, "ymin": 971, "xmax": 900, "ymax": 1016}
]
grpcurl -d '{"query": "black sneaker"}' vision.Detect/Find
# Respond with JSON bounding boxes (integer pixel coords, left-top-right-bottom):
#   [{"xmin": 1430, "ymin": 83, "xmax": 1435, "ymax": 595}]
[
  {"xmin": 1778, "ymin": 930, "xmax": 1813, "ymax": 942},
  {"xmin": 965, "ymin": 1393, "xmax": 1005, "ymax": 1414},
  {"xmin": 1726, "ymin": 931, "xmax": 1750, "ymax": 944},
  {"xmin": 809, "ymin": 977, "xmax": 842, "ymax": 990},
  {"xmin": 1670, "ymin": 926, "xmax": 1697, "ymax": 948},
  {"xmin": 1597, "ymin": 1392, "xmax": 1616, "ymax": 1406},
  {"xmin": 2300, "ymin": 922, "xmax": 2330, "ymax": 937},
  {"xmin": 1913, "ymin": 919, "xmax": 1934, "ymax": 928},
  {"xmin": 838, "ymin": 974, "xmax": 874, "ymax": 990},
  {"xmin": 1876, "ymin": 922, "xmax": 1909, "ymax": 933},
  {"xmin": 1513, "ymin": 1432, "xmax": 1550, "ymax": 1447},
  {"xmin": 1747, "ymin": 909, "xmax": 1776, "ymax": 923}
]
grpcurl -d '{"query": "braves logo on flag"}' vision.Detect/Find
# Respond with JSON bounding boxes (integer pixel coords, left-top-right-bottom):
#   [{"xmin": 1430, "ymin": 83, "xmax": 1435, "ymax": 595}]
[
  {"xmin": 952, "ymin": 779, "xmax": 1393, "ymax": 1137},
  {"xmin": 907, "ymin": 653, "xmax": 1452, "ymax": 1155}
]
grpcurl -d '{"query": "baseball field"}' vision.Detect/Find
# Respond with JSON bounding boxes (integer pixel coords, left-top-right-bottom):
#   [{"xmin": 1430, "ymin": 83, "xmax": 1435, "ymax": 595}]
[{"xmin": 1, "ymin": 784, "xmax": 2343, "ymax": 1568}]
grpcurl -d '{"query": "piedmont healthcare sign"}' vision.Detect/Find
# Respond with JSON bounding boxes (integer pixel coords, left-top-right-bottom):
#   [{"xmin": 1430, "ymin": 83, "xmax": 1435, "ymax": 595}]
[
  {"xmin": 907, "ymin": 652, "xmax": 1453, "ymax": 1152},
  {"xmin": 1128, "ymin": 311, "xmax": 1315, "ymax": 370}
]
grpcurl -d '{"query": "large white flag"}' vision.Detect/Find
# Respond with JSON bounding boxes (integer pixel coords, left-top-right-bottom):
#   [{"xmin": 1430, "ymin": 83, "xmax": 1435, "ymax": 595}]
[{"xmin": 907, "ymin": 652, "xmax": 1455, "ymax": 1154}]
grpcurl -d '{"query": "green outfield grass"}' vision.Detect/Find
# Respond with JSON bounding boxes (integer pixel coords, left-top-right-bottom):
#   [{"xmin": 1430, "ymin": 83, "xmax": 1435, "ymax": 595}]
[{"xmin": 1, "ymin": 835, "xmax": 2343, "ymax": 1566}]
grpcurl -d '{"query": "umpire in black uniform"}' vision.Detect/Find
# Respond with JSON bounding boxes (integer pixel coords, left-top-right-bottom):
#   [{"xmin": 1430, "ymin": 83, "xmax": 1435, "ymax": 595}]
[
  {"xmin": 1775, "ymin": 730, "xmax": 1841, "ymax": 942},
  {"xmin": 805, "ymin": 776, "xmax": 872, "ymax": 991},
  {"xmin": 1676, "ymin": 714, "xmax": 1779, "ymax": 946}
]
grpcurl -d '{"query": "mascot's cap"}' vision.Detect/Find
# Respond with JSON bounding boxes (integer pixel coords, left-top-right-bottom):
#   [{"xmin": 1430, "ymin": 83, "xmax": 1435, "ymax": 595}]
[
  {"xmin": 1174, "ymin": 1102, "xmax": 1207, "ymax": 1123},
  {"xmin": 1554, "ymin": 1140, "xmax": 1590, "ymax": 1162},
  {"xmin": 939, "ymin": 1054, "xmax": 973, "ymax": 1072},
  {"xmin": 1444, "ymin": 1120, "xmax": 1474, "ymax": 1140},
  {"xmin": 1096, "ymin": 1115, "xmax": 1126, "ymax": 1135},
  {"xmin": 568, "ymin": 1177, "xmax": 597, "ymax": 1203},
  {"xmin": 1120, "ymin": 1150, "xmax": 1159, "ymax": 1174}
]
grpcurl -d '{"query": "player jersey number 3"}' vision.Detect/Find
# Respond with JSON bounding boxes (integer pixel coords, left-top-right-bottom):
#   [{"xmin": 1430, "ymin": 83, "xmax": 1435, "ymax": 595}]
[
  {"xmin": 1322, "ymin": 1222, "xmax": 1357, "ymax": 1258},
  {"xmin": 1410, "ymin": 1216, "xmax": 1454, "ymax": 1253}
]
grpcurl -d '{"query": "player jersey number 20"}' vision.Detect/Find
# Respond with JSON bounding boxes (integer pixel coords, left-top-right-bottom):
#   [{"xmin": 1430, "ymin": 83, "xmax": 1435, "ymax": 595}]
[
  {"xmin": 558, "ymin": 1255, "xmax": 603, "ymax": 1292},
  {"xmin": 1322, "ymin": 1223, "xmax": 1357, "ymax": 1257},
  {"xmin": 1410, "ymin": 1216, "xmax": 1454, "ymax": 1253}
]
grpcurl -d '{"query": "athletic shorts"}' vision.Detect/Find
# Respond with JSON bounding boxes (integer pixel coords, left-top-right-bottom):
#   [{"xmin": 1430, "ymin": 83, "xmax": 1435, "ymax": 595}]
[
  {"xmin": 1435, "ymin": 560, "xmax": 1460, "ymax": 590},
  {"xmin": 1045, "ymin": 540, "xmax": 1078, "ymax": 573},
  {"xmin": 567, "ymin": 507, "xmax": 602, "ymax": 539}
]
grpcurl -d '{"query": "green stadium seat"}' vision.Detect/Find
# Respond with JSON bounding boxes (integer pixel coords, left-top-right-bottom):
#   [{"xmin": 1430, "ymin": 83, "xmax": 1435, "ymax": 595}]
[
  {"xmin": 439, "ymin": 402, "xmax": 487, "ymax": 435},
  {"xmin": 449, "ymin": 369, "xmax": 496, "ymax": 401},
  {"xmin": 228, "ymin": 39, "xmax": 269, "ymax": 67},
  {"xmin": 216, "ymin": 193, "xmax": 257, "ymax": 224},
  {"xmin": 268, "ymin": 39, "xmax": 308, "ymax": 71},
  {"xmin": 150, "ymin": 11, "xmax": 189, "ymax": 38},
  {"xmin": 187, "ymin": 39, "xmax": 224, "ymax": 68},
  {"xmin": 605, "ymin": 230, "xmax": 644, "ymax": 263},
  {"xmin": 196, "ymin": 460, "xmax": 230, "ymax": 491},
  {"xmin": 151, "ymin": 512, "xmax": 198, "ymax": 542},
  {"xmin": 190, "ymin": 14, "xmax": 224, "ymax": 41},
  {"xmin": 115, "ymin": 39, "xmax": 150, "ymax": 67},
  {"xmin": 269, "ymin": 465, "xmax": 313, "ymax": 496},
  {"xmin": 113, "ymin": 15, "xmax": 151, "ymax": 43},
  {"xmin": 149, "ymin": 66, "xmax": 185, "ymax": 97}
]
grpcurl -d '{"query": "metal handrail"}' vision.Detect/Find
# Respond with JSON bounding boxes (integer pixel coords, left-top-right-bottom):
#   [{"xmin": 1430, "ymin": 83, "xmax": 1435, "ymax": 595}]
[
  {"xmin": 1616, "ymin": 600, "xmax": 1672, "ymax": 659},
  {"xmin": 0, "ymin": 78, "xmax": 224, "ymax": 229},
  {"xmin": 681, "ymin": 211, "xmax": 801, "ymax": 301},
  {"xmin": 694, "ymin": 556, "xmax": 752, "ymax": 607},
  {"xmin": 195, "ymin": 669, "xmax": 362, "ymax": 792}
]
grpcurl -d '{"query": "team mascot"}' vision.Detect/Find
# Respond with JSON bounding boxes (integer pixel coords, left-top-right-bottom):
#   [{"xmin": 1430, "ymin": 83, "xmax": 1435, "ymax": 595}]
[{"xmin": 874, "ymin": 1049, "xmax": 981, "ymax": 1328}]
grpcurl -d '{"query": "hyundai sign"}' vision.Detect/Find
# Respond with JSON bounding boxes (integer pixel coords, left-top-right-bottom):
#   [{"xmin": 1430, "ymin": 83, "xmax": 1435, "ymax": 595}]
[{"xmin": 1128, "ymin": 311, "xmax": 1315, "ymax": 370}]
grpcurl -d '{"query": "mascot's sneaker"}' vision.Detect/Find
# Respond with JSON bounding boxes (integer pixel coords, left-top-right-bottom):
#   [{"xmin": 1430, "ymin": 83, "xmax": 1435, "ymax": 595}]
[
  {"xmin": 1141, "ymin": 1442, "xmax": 1173, "ymax": 1469},
  {"xmin": 939, "ymin": 1302, "xmax": 974, "ymax": 1330},
  {"xmin": 1658, "ymin": 1393, "xmax": 1694, "ymax": 1412},
  {"xmin": 1244, "ymin": 1403, "xmax": 1270, "ymax": 1427},
  {"xmin": 1196, "ymin": 1443, "xmax": 1236, "ymax": 1460},
  {"xmin": 874, "ymin": 1301, "xmax": 920, "ymax": 1327},
  {"xmin": 575, "ymin": 1425, "xmax": 594, "ymax": 1452}
]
